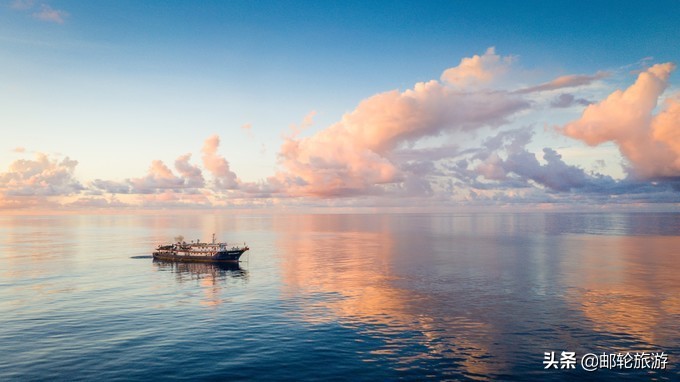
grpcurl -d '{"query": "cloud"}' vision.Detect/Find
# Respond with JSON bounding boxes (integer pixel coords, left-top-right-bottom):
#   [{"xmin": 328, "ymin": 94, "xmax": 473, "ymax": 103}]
[
  {"xmin": 392, "ymin": 144, "xmax": 461, "ymax": 163},
  {"xmin": 129, "ymin": 160, "xmax": 185, "ymax": 194},
  {"xmin": 287, "ymin": 111, "xmax": 317, "ymax": 138},
  {"xmin": 276, "ymin": 69, "xmax": 529, "ymax": 196},
  {"xmin": 465, "ymin": 128, "xmax": 680, "ymax": 202},
  {"xmin": 237, "ymin": 177, "xmax": 284, "ymax": 198},
  {"xmin": 0, "ymin": 153, "xmax": 83, "ymax": 196},
  {"xmin": 88, "ymin": 135, "xmax": 245, "ymax": 201},
  {"xmin": 68, "ymin": 195, "xmax": 128, "ymax": 209},
  {"xmin": 90, "ymin": 179, "xmax": 131, "ymax": 194},
  {"xmin": 504, "ymin": 147, "xmax": 593, "ymax": 191},
  {"xmin": 440, "ymin": 47, "xmax": 514, "ymax": 88},
  {"xmin": 91, "ymin": 152, "xmax": 206, "ymax": 194},
  {"xmin": 471, "ymin": 127, "xmax": 598, "ymax": 191},
  {"xmin": 174, "ymin": 153, "xmax": 205, "ymax": 188},
  {"xmin": 516, "ymin": 71, "xmax": 608, "ymax": 94},
  {"xmin": 5, "ymin": 51, "xmax": 679, "ymax": 211},
  {"xmin": 12, "ymin": 147, "xmax": 26, "ymax": 153},
  {"xmin": 202, "ymin": 135, "xmax": 239, "ymax": 189},
  {"xmin": 550, "ymin": 93, "xmax": 592, "ymax": 108},
  {"xmin": 32, "ymin": 4, "xmax": 68, "ymax": 24},
  {"xmin": 561, "ymin": 63, "xmax": 680, "ymax": 179}
]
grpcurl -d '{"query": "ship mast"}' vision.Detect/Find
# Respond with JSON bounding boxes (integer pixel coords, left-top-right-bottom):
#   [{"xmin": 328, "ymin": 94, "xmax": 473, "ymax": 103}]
[{"xmin": 212, "ymin": 233, "xmax": 215, "ymax": 244}]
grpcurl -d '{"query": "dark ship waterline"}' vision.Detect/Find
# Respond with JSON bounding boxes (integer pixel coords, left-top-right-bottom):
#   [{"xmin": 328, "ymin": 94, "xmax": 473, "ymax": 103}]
[{"xmin": 152, "ymin": 234, "xmax": 249, "ymax": 263}]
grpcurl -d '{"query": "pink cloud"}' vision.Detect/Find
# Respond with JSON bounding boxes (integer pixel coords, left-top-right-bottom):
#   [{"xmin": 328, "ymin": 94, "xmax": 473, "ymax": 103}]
[
  {"xmin": 92, "ymin": 152, "xmax": 206, "ymax": 194},
  {"xmin": 561, "ymin": 63, "xmax": 680, "ymax": 179},
  {"xmin": 276, "ymin": 67, "xmax": 529, "ymax": 196},
  {"xmin": 129, "ymin": 160, "xmax": 185, "ymax": 193},
  {"xmin": 516, "ymin": 71, "xmax": 608, "ymax": 94},
  {"xmin": 0, "ymin": 153, "xmax": 83, "ymax": 196},
  {"xmin": 651, "ymin": 95, "xmax": 680, "ymax": 159},
  {"xmin": 287, "ymin": 111, "xmax": 317, "ymax": 138},
  {"xmin": 201, "ymin": 135, "xmax": 239, "ymax": 189},
  {"xmin": 7, "ymin": 51, "xmax": 679, "ymax": 210},
  {"xmin": 32, "ymin": 4, "xmax": 68, "ymax": 24},
  {"xmin": 174, "ymin": 153, "xmax": 205, "ymax": 188},
  {"xmin": 440, "ymin": 47, "xmax": 514, "ymax": 88}
]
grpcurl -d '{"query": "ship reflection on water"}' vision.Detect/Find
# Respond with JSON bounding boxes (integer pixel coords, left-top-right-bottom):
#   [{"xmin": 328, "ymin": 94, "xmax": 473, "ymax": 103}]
[
  {"xmin": 153, "ymin": 260, "xmax": 248, "ymax": 281},
  {"xmin": 153, "ymin": 260, "xmax": 249, "ymax": 307}
]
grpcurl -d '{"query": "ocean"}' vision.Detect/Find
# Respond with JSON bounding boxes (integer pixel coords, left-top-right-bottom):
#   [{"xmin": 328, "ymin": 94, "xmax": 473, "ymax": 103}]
[{"xmin": 1, "ymin": 212, "xmax": 678, "ymax": 381}]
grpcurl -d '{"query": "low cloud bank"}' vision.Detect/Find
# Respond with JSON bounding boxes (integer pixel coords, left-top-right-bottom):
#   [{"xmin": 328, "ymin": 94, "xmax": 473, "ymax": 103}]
[{"xmin": 3, "ymin": 49, "xmax": 679, "ymax": 210}]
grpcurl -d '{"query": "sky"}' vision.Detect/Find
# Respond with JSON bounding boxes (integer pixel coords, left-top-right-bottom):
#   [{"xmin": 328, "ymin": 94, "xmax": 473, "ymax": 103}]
[{"xmin": 2, "ymin": 0, "xmax": 680, "ymax": 212}]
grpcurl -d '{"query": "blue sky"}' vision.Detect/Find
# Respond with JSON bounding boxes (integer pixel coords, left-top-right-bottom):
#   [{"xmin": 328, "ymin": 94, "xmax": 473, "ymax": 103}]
[{"xmin": 2, "ymin": 1, "xmax": 680, "ymax": 210}]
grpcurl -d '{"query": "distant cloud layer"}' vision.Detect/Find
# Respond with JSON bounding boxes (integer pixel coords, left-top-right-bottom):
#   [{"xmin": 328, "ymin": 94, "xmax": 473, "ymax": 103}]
[
  {"xmin": 0, "ymin": 153, "xmax": 82, "ymax": 196},
  {"xmin": 2, "ymin": 49, "xmax": 679, "ymax": 210}
]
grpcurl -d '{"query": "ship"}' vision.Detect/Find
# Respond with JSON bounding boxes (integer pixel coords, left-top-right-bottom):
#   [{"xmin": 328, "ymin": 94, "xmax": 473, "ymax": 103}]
[{"xmin": 152, "ymin": 233, "xmax": 249, "ymax": 263}]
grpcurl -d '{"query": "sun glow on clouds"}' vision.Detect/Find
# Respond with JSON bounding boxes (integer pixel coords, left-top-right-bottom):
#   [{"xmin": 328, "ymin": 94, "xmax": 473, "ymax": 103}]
[
  {"xmin": 562, "ymin": 63, "xmax": 680, "ymax": 179},
  {"xmin": 2, "ymin": 48, "xmax": 680, "ymax": 211},
  {"xmin": 440, "ymin": 47, "xmax": 514, "ymax": 88},
  {"xmin": 276, "ymin": 78, "xmax": 528, "ymax": 196},
  {"xmin": 202, "ymin": 135, "xmax": 239, "ymax": 190},
  {"xmin": 1, "ymin": 153, "xmax": 82, "ymax": 196}
]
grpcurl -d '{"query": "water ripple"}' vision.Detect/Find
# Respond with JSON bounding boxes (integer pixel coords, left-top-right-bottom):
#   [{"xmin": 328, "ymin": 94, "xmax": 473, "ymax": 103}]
[{"xmin": 0, "ymin": 213, "xmax": 679, "ymax": 381}]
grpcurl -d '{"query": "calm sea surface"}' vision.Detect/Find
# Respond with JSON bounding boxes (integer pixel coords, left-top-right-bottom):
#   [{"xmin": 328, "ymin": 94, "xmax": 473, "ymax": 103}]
[{"xmin": 1, "ymin": 212, "xmax": 679, "ymax": 381}]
